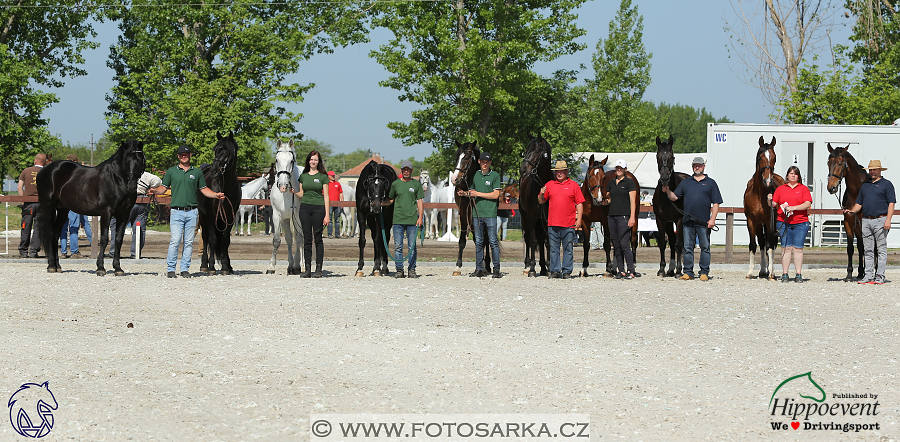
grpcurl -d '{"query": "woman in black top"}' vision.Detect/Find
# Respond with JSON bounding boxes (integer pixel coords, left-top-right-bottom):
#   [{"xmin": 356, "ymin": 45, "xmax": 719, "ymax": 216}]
[
  {"xmin": 290, "ymin": 150, "xmax": 330, "ymax": 278},
  {"xmin": 602, "ymin": 160, "xmax": 638, "ymax": 279}
]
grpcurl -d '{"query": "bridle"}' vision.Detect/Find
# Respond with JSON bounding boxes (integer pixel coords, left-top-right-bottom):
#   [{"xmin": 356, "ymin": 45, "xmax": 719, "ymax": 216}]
[
  {"xmin": 587, "ymin": 163, "xmax": 606, "ymax": 202},
  {"xmin": 453, "ymin": 151, "xmax": 477, "ymax": 189},
  {"xmin": 522, "ymin": 148, "xmax": 550, "ymax": 187},
  {"xmin": 756, "ymin": 148, "xmax": 775, "ymax": 183}
]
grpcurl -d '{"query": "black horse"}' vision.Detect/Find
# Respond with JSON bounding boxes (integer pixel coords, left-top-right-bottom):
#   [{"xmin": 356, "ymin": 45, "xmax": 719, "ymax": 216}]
[
  {"xmin": 653, "ymin": 135, "xmax": 689, "ymax": 277},
  {"xmin": 37, "ymin": 140, "xmax": 146, "ymax": 275},
  {"xmin": 355, "ymin": 160, "xmax": 397, "ymax": 276},
  {"xmin": 519, "ymin": 135, "xmax": 553, "ymax": 277},
  {"xmin": 198, "ymin": 131, "xmax": 242, "ymax": 275}
]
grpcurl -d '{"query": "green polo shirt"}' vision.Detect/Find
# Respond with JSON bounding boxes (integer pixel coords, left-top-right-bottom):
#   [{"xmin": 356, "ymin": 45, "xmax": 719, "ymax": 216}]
[
  {"xmin": 299, "ymin": 172, "xmax": 328, "ymax": 205},
  {"xmin": 389, "ymin": 178, "xmax": 424, "ymax": 225},
  {"xmin": 161, "ymin": 165, "xmax": 208, "ymax": 208},
  {"xmin": 469, "ymin": 169, "xmax": 501, "ymax": 218}
]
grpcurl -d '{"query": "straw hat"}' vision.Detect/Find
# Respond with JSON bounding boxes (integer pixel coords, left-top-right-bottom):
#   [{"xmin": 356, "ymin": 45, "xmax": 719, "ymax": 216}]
[
  {"xmin": 550, "ymin": 160, "xmax": 569, "ymax": 171},
  {"xmin": 865, "ymin": 160, "xmax": 887, "ymax": 171}
]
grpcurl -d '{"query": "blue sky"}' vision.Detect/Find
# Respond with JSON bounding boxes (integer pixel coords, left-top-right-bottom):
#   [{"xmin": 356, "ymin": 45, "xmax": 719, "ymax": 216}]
[{"xmin": 42, "ymin": 0, "xmax": 854, "ymax": 162}]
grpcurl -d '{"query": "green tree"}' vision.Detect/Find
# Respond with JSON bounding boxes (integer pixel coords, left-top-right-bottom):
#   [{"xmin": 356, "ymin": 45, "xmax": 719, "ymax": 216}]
[
  {"xmin": 106, "ymin": 1, "xmax": 371, "ymax": 173},
  {"xmin": 0, "ymin": 2, "xmax": 106, "ymax": 177},
  {"xmin": 371, "ymin": 0, "xmax": 586, "ymax": 180},
  {"xmin": 294, "ymin": 138, "xmax": 335, "ymax": 168},
  {"xmin": 330, "ymin": 148, "xmax": 374, "ymax": 174},
  {"xmin": 649, "ymin": 102, "xmax": 733, "ymax": 152},
  {"xmin": 580, "ymin": 0, "xmax": 661, "ymax": 153}
]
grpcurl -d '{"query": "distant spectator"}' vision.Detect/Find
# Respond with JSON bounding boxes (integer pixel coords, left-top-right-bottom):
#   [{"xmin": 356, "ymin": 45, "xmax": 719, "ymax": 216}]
[{"xmin": 18, "ymin": 153, "xmax": 46, "ymax": 258}]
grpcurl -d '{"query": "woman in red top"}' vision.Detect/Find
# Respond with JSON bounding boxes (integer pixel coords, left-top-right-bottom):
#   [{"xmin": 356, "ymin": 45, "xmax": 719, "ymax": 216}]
[{"xmin": 768, "ymin": 166, "xmax": 812, "ymax": 283}]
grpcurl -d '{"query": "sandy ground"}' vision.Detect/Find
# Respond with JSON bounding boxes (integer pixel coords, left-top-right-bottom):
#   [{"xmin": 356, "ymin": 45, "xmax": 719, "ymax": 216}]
[{"xmin": 0, "ymin": 259, "xmax": 897, "ymax": 441}]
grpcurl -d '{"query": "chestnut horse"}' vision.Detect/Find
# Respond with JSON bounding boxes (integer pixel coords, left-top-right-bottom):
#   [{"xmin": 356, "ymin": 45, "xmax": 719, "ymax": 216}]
[
  {"xmin": 743, "ymin": 136, "xmax": 785, "ymax": 279},
  {"xmin": 578, "ymin": 154, "xmax": 608, "ymax": 277},
  {"xmin": 826, "ymin": 143, "xmax": 869, "ymax": 281},
  {"xmin": 652, "ymin": 136, "xmax": 689, "ymax": 277},
  {"xmin": 519, "ymin": 136, "xmax": 553, "ymax": 276}
]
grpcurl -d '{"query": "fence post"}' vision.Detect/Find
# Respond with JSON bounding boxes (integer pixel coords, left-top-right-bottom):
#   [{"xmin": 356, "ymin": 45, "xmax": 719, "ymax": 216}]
[{"xmin": 725, "ymin": 212, "xmax": 734, "ymax": 263}]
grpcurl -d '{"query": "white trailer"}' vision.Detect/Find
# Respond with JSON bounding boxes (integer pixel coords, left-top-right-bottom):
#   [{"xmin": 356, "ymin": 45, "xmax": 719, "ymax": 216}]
[{"xmin": 706, "ymin": 123, "xmax": 900, "ymax": 247}]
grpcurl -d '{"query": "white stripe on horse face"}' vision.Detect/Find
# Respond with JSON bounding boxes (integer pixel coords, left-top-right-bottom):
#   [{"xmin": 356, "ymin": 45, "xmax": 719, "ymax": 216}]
[{"xmin": 765, "ymin": 149, "xmax": 772, "ymax": 162}]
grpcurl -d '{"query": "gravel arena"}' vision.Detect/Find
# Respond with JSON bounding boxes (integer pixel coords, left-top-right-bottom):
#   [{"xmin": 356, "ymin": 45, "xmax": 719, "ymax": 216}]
[{"xmin": 1, "ymin": 233, "xmax": 898, "ymax": 441}]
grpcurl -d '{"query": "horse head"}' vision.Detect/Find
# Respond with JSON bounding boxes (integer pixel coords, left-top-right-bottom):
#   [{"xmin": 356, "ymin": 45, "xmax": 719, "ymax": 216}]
[
  {"xmin": 586, "ymin": 154, "xmax": 609, "ymax": 205},
  {"xmin": 522, "ymin": 135, "xmax": 552, "ymax": 176},
  {"xmin": 756, "ymin": 136, "xmax": 778, "ymax": 188},
  {"xmin": 451, "ymin": 141, "xmax": 479, "ymax": 188},
  {"xmin": 656, "ymin": 135, "xmax": 675, "ymax": 186},
  {"xmin": 212, "ymin": 131, "xmax": 238, "ymax": 176},
  {"xmin": 114, "ymin": 140, "xmax": 146, "ymax": 185},
  {"xmin": 826, "ymin": 143, "xmax": 854, "ymax": 194},
  {"xmin": 419, "ymin": 170, "xmax": 431, "ymax": 192},
  {"xmin": 502, "ymin": 182, "xmax": 519, "ymax": 201},
  {"xmin": 363, "ymin": 161, "xmax": 394, "ymax": 214},
  {"xmin": 274, "ymin": 139, "xmax": 296, "ymax": 193}
]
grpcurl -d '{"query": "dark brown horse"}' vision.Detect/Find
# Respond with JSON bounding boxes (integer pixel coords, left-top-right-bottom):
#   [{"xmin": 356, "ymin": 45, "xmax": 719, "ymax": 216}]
[
  {"xmin": 451, "ymin": 141, "xmax": 483, "ymax": 276},
  {"xmin": 652, "ymin": 136, "xmax": 689, "ymax": 277},
  {"xmin": 36, "ymin": 140, "xmax": 146, "ymax": 275},
  {"xmin": 743, "ymin": 136, "xmax": 785, "ymax": 279},
  {"xmin": 519, "ymin": 136, "xmax": 553, "ymax": 276},
  {"xmin": 198, "ymin": 131, "xmax": 242, "ymax": 275},
  {"xmin": 826, "ymin": 143, "xmax": 869, "ymax": 281},
  {"xmin": 355, "ymin": 160, "xmax": 397, "ymax": 276},
  {"xmin": 578, "ymin": 154, "xmax": 608, "ymax": 277}
]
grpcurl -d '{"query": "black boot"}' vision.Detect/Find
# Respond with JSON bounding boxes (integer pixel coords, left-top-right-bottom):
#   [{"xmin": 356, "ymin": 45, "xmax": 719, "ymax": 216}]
[
  {"xmin": 301, "ymin": 267, "xmax": 311, "ymax": 278},
  {"xmin": 313, "ymin": 266, "xmax": 322, "ymax": 278}
]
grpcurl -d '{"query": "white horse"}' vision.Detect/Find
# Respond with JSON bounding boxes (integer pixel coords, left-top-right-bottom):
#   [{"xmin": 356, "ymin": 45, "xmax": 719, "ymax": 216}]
[
  {"xmin": 235, "ymin": 174, "xmax": 268, "ymax": 236},
  {"xmin": 419, "ymin": 170, "xmax": 433, "ymax": 238},
  {"xmin": 267, "ymin": 139, "xmax": 304, "ymax": 275},
  {"xmin": 429, "ymin": 178, "xmax": 452, "ymax": 239},
  {"xmin": 340, "ymin": 184, "xmax": 357, "ymax": 238}
]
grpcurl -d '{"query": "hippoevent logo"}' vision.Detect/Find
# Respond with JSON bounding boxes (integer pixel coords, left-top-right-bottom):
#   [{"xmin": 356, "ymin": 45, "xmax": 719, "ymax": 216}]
[
  {"xmin": 768, "ymin": 372, "xmax": 881, "ymax": 433},
  {"xmin": 8, "ymin": 381, "xmax": 58, "ymax": 438}
]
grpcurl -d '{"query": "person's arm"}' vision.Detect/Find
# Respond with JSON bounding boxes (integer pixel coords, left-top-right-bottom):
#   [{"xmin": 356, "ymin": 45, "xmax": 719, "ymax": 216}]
[
  {"xmin": 153, "ymin": 185, "xmax": 168, "ymax": 195},
  {"xmin": 791, "ymin": 201, "xmax": 812, "ymax": 211},
  {"xmin": 661, "ymin": 185, "xmax": 678, "ymax": 201},
  {"xmin": 537, "ymin": 186, "xmax": 547, "ymax": 204},
  {"xmin": 767, "ymin": 193, "xmax": 776, "ymax": 208},
  {"xmin": 575, "ymin": 203, "xmax": 583, "ymax": 229},
  {"xmin": 708, "ymin": 203, "xmax": 720, "ymax": 229},
  {"xmin": 322, "ymin": 183, "xmax": 330, "ymax": 225},
  {"xmin": 200, "ymin": 187, "xmax": 225, "ymax": 199},
  {"xmin": 844, "ymin": 203, "xmax": 862, "ymax": 214},
  {"xmin": 466, "ymin": 189, "xmax": 500, "ymax": 199},
  {"xmin": 885, "ymin": 202, "xmax": 894, "ymax": 230},
  {"xmin": 627, "ymin": 189, "xmax": 637, "ymax": 228},
  {"xmin": 416, "ymin": 199, "xmax": 424, "ymax": 227},
  {"xmin": 17, "ymin": 179, "xmax": 24, "ymax": 196}
]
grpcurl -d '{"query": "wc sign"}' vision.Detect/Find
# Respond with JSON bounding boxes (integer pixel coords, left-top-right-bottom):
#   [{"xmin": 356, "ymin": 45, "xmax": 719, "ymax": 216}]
[{"xmin": 714, "ymin": 132, "xmax": 727, "ymax": 143}]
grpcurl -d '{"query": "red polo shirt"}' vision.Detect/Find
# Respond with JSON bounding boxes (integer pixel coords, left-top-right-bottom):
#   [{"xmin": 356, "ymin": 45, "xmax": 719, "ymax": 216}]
[
  {"xmin": 544, "ymin": 178, "xmax": 585, "ymax": 227},
  {"xmin": 328, "ymin": 181, "xmax": 343, "ymax": 202},
  {"xmin": 772, "ymin": 183, "xmax": 812, "ymax": 223}
]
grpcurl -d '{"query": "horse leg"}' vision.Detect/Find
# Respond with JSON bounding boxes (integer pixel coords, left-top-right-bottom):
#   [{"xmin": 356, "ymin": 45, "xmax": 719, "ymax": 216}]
[
  {"xmin": 855, "ymin": 230, "xmax": 865, "ymax": 281},
  {"xmin": 539, "ymin": 232, "xmax": 550, "ymax": 276},
  {"xmin": 657, "ymin": 222, "xmax": 667, "ymax": 276},
  {"xmin": 218, "ymin": 231, "xmax": 233, "ymax": 275},
  {"xmin": 454, "ymin": 218, "xmax": 467, "ymax": 276},
  {"xmin": 673, "ymin": 220, "xmax": 683, "ymax": 277},
  {"xmin": 357, "ymin": 214, "xmax": 367, "ymax": 277},
  {"xmin": 603, "ymin": 235, "xmax": 615, "ymax": 277},
  {"xmin": 111, "ymin": 214, "xmax": 128, "ymax": 276},
  {"xmin": 267, "ymin": 217, "xmax": 281, "ymax": 274},
  {"xmin": 371, "ymin": 222, "xmax": 383, "ymax": 276},
  {"xmin": 43, "ymin": 205, "xmax": 66, "ymax": 273},
  {"xmin": 580, "ymin": 222, "xmax": 590, "ymax": 277},
  {"xmin": 746, "ymin": 225, "xmax": 757, "ymax": 279},
  {"xmin": 293, "ymin": 209, "xmax": 304, "ymax": 274}
]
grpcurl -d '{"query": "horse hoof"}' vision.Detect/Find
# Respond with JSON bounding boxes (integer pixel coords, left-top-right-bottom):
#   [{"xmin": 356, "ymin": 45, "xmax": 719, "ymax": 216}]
[
  {"xmin": 266, "ymin": 269, "xmax": 275, "ymax": 274},
  {"xmin": 657, "ymin": 271, "xmax": 666, "ymax": 277},
  {"xmin": 220, "ymin": 270, "xmax": 232, "ymax": 276},
  {"xmin": 207, "ymin": 270, "xmax": 216, "ymax": 276},
  {"xmin": 115, "ymin": 270, "xmax": 125, "ymax": 276},
  {"xmin": 580, "ymin": 271, "xmax": 589, "ymax": 278},
  {"xmin": 745, "ymin": 275, "xmax": 753, "ymax": 279},
  {"xmin": 452, "ymin": 271, "xmax": 461, "ymax": 276},
  {"xmin": 47, "ymin": 268, "xmax": 56, "ymax": 274},
  {"xmin": 372, "ymin": 271, "xmax": 381, "ymax": 277},
  {"xmin": 355, "ymin": 271, "xmax": 365, "ymax": 277},
  {"xmin": 199, "ymin": 267, "xmax": 208, "ymax": 273},
  {"xmin": 96, "ymin": 270, "xmax": 106, "ymax": 277},
  {"xmin": 527, "ymin": 271, "xmax": 536, "ymax": 277},
  {"xmin": 603, "ymin": 273, "xmax": 615, "ymax": 278},
  {"xmin": 523, "ymin": 270, "xmax": 529, "ymax": 275}
]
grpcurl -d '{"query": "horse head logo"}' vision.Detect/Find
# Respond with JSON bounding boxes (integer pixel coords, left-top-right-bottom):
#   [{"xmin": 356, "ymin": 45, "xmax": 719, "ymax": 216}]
[
  {"xmin": 8, "ymin": 381, "xmax": 58, "ymax": 438},
  {"xmin": 769, "ymin": 372, "xmax": 826, "ymax": 407}
]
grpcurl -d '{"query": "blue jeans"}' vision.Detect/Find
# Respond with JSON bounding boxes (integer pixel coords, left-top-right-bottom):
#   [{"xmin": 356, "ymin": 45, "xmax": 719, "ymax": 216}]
[
  {"xmin": 496, "ymin": 216, "xmax": 509, "ymax": 240},
  {"xmin": 548, "ymin": 226, "xmax": 576, "ymax": 275},
  {"xmin": 776, "ymin": 220, "xmax": 810, "ymax": 249},
  {"xmin": 327, "ymin": 206, "xmax": 342, "ymax": 236},
  {"xmin": 392, "ymin": 224, "xmax": 418, "ymax": 272},
  {"xmin": 109, "ymin": 202, "xmax": 150, "ymax": 256},
  {"xmin": 474, "ymin": 217, "xmax": 500, "ymax": 271},
  {"xmin": 682, "ymin": 222, "xmax": 711, "ymax": 277},
  {"xmin": 167, "ymin": 208, "xmax": 198, "ymax": 272},
  {"xmin": 60, "ymin": 212, "xmax": 92, "ymax": 253}
]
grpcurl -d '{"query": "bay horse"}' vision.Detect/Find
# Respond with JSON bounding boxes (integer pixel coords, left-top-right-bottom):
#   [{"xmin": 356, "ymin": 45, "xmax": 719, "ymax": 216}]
[
  {"xmin": 743, "ymin": 136, "xmax": 785, "ymax": 279},
  {"xmin": 267, "ymin": 139, "xmax": 304, "ymax": 275},
  {"xmin": 450, "ymin": 141, "xmax": 486, "ymax": 276},
  {"xmin": 595, "ymin": 159, "xmax": 641, "ymax": 277},
  {"xmin": 652, "ymin": 136, "xmax": 689, "ymax": 277},
  {"xmin": 355, "ymin": 160, "xmax": 397, "ymax": 276},
  {"xmin": 37, "ymin": 140, "xmax": 146, "ymax": 275},
  {"xmin": 826, "ymin": 143, "xmax": 868, "ymax": 281},
  {"xmin": 578, "ymin": 154, "xmax": 608, "ymax": 277},
  {"xmin": 198, "ymin": 131, "xmax": 242, "ymax": 275},
  {"xmin": 519, "ymin": 135, "xmax": 552, "ymax": 277}
]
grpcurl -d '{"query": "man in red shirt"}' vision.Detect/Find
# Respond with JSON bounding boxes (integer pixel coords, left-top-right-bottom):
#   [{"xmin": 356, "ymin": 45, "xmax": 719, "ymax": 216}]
[
  {"xmin": 327, "ymin": 171, "xmax": 344, "ymax": 238},
  {"xmin": 537, "ymin": 160, "xmax": 584, "ymax": 278}
]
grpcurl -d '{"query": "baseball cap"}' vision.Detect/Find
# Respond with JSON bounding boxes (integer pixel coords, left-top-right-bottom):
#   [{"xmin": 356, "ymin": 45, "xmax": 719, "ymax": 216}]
[
  {"xmin": 615, "ymin": 159, "xmax": 627, "ymax": 169},
  {"xmin": 480, "ymin": 152, "xmax": 493, "ymax": 161},
  {"xmin": 327, "ymin": 171, "xmax": 336, "ymax": 176},
  {"xmin": 400, "ymin": 160, "xmax": 413, "ymax": 169},
  {"xmin": 177, "ymin": 145, "xmax": 192, "ymax": 155},
  {"xmin": 692, "ymin": 156, "xmax": 706, "ymax": 165}
]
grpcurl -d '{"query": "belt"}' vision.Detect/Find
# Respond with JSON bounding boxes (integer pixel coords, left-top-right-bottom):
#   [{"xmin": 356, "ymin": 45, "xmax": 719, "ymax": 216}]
[
  {"xmin": 171, "ymin": 206, "xmax": 196, "ymax": 211},
  {"xmin": 863, "ymin": 214, "xmax": 887, "ymax": 220}
]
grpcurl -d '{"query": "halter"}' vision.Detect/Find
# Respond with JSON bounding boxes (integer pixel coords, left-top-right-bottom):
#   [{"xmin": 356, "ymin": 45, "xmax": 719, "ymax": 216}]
[
  {"xmin": 275, "ymin": 149, "xmax": 296, "ymax": 193},
  {"xmin": 522, "ymin": 148, "xmax": 550, "ymax": 187},
  {"xmin": 453, "ymin": 151, "xmax": 477, "ymax": 189},
  {"xmin": 756, "ymin": 148, "xmax": 775, "ymax": 181}
]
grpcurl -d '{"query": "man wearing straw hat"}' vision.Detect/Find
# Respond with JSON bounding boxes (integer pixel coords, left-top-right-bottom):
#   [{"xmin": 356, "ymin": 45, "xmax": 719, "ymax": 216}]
[
  {"xmin": 844, "ymin": 159, "xmax": 895, "ymax": 284},
  {"xmin": 537, "ymin": 160, "xmax": 584, "ymax": 279}
]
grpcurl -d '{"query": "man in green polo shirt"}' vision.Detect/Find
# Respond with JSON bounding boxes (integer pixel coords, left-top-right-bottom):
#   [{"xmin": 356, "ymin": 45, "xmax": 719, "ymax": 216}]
[
  {"xmin": 458, "ymin": 151, "xmax": 502, "ymax": 278},
  {"xmin": 388, "ymin": 160, "xmax": 424, "ymax": 278},
  {"xmin": 153, "ymin": 145, "xmax": 225, "ymax": 278}
]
